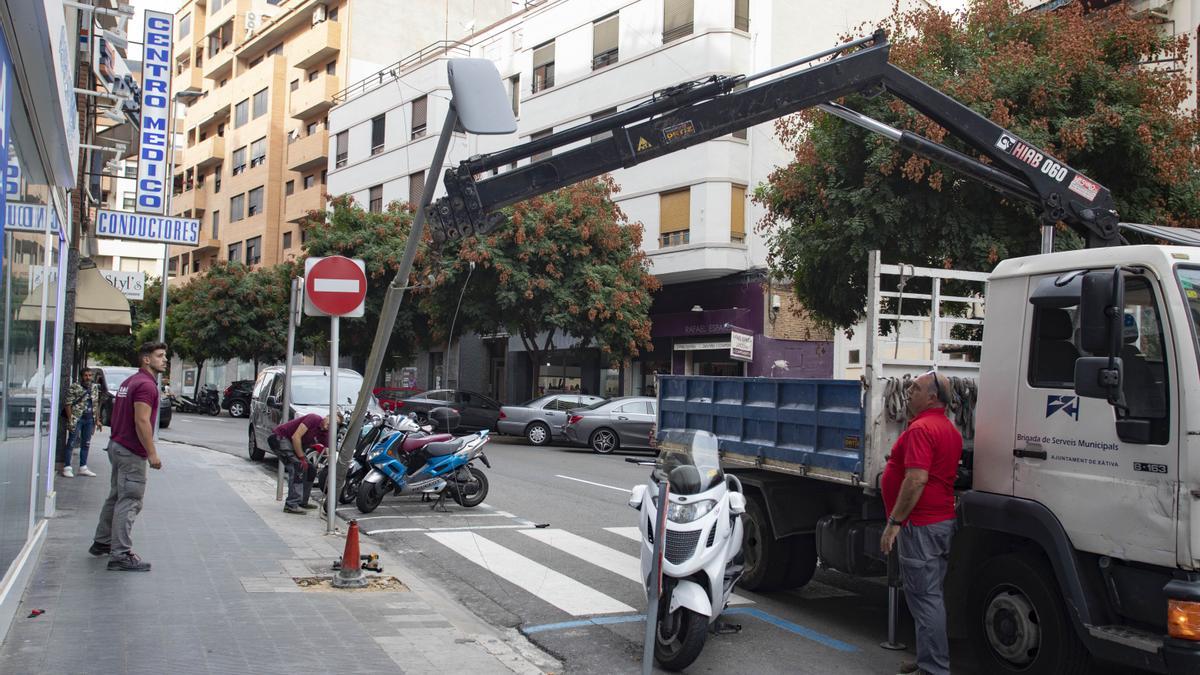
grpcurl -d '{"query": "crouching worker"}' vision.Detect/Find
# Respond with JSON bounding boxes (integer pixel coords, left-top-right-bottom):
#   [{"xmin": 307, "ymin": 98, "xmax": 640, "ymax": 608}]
[{"xmin": 268, "ymin": 413, "xmax": 328, "ymax": 514}]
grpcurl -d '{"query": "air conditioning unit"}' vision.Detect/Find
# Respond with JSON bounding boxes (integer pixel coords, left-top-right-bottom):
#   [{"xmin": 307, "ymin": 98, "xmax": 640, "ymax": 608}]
[{"xmin": 312, "ymin": 4, "xmax": 327, "ymax": 25}]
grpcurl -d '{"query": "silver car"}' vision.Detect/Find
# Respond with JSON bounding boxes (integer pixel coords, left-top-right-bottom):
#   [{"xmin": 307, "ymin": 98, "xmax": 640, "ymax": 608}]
[
  {"xmin": 498, "ymin": 393, "xmax": 605, "ymax": 445},
  {"xmin": 560, "ymin": 396, "xmax": 657, "ymax": 454}
]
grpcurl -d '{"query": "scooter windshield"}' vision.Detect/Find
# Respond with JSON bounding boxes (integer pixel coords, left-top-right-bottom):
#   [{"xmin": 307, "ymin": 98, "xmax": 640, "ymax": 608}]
[{"xmin": 653, "ymin": 429, "xmax": 723, "ymax": 495}]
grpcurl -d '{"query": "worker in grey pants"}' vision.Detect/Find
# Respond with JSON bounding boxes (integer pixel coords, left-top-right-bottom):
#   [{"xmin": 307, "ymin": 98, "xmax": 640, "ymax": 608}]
[{"xmin": 93, "ymin": 441, "xmax": 148, "ymax": 559}]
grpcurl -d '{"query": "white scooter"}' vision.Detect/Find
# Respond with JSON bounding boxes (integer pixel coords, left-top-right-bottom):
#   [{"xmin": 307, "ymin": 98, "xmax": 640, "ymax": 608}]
[{"xmin": 627, "ymin": 429, "xmax": 747, "ymax": 671}]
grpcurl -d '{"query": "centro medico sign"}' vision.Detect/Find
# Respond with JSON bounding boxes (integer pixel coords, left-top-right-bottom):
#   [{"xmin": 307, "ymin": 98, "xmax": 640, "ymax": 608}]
[{"xmin": 135, "ymin": 10, "xmax": 174, "ymax": 214}]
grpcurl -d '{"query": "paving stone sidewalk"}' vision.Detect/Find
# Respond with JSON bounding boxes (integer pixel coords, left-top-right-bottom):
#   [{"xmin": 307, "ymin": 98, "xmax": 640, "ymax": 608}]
[{"xmin": 0, "ymin": 439, "xmax": 558, "ymax": 675}]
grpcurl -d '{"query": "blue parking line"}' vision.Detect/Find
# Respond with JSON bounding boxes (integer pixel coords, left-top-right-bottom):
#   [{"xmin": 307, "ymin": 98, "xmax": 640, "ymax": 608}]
[
  {"xmin": 724, "ymin": 607, "xmax": 859, "ymax": 652},
  {"xmin": 523, "ymin": 608, "xmax": 858, "ymax": 653}
]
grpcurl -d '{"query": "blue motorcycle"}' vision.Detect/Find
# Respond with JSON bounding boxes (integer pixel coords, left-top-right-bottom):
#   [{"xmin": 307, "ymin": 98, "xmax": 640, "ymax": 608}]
[{"xmin": 355, "ymin": 426, "xmax": 492, "ymax": 514}]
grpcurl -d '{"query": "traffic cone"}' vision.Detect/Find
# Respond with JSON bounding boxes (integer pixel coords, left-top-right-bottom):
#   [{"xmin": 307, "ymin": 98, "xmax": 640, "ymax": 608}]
[{"xmin": 332, "ymin": 520, "xmax": 368, "ymax": 588}]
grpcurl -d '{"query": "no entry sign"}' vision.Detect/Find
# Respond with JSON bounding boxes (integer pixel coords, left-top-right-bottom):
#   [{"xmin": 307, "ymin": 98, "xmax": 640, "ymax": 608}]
[{"xmin": 304, "ymin": 256, "xmax": 367, "ymax": 317}]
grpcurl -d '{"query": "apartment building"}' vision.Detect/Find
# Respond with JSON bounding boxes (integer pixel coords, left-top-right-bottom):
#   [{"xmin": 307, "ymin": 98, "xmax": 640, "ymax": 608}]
[
  {"xmin": 327, "ymin": 0, "xmax": 892, "ymax": 401},
  {"xmin": 165, "ymin": 0, "xmax": 512, "ymax": 281}
]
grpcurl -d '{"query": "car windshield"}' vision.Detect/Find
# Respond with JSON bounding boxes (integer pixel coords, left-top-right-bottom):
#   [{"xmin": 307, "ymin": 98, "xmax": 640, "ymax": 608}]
[
  {"xmin": 579, "ymin": 398, "xmax": 612, "ymax": 411},
  {"xmin": 291, "ymin": 373, "xmax": 369, "ymax": 406},
  {"xmin": 101, "ymin": 368, "xmax": 137, "ymax": 392},
  {"xmin": 653, "ymin": 429, "xmax": 723, "ymax": 495}
]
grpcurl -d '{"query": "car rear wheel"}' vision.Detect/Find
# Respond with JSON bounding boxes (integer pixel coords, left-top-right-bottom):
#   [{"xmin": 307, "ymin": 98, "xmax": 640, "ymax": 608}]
[
  {"xmin": 590, "ymin": 428, "xmax": 620, "ymax": 454},
  {"xmin": 248, "ymin": 425, "xmax": 264, "ymax": 461},
  {"xmin": 526, "ymin": 422, "xmax": 551, "ymax": 446},
  {"xmin": 229, "ymin": 400, "xmax": 247, "ymax": 418}
]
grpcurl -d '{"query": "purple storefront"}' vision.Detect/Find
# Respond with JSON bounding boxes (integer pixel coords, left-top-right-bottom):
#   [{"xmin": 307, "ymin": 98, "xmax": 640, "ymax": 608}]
[{"xmin": 630, "ymin": 273, "xmax": 833, "ymax": 395}]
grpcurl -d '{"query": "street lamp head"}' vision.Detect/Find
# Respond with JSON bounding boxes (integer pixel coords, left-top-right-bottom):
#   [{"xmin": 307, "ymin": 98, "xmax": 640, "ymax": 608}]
[{"xmin": 447, "ymin": 59, "xmax": 516, "ymax": 135}]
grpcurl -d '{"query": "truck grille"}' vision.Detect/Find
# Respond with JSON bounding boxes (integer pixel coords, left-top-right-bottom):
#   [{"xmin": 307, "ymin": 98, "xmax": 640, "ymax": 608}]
[{"xmin": 665, "ymin": 529, "xmax": 702, "ymax": 565}]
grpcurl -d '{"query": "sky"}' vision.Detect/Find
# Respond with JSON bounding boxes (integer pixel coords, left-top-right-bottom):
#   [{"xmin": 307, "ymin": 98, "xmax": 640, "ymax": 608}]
[{"xmin": 127, "ymin": 0, "xmax": 180, "ymax": 59}]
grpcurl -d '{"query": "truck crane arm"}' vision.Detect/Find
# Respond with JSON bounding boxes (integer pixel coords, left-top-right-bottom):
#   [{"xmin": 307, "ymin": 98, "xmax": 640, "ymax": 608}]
[{"xmin": 427, "ymin": 30, "xmax": 1121, "ymax": 248}]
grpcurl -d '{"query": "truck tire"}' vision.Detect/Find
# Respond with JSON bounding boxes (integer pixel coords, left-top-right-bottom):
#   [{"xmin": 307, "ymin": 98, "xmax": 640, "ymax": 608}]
[
  {"xmin": 739, "ymin": 495, "xmax": 793, "ymax": 591},
  {"xmin": 968, "ymin": 552, "xmax": 1091, "ymax": 675},
  {"xmin": 783, "ymin": 534, "xmax": 817, "ymax": 589}
]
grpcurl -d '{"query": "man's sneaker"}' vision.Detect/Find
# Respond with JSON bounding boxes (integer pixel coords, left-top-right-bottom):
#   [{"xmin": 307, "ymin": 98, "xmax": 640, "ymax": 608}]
[
  {"xmin": 298, "ymin": 502, "xmax": 318, "ymax": 510},
  {"xmin": 78, "ymin": 466, "xmax": 97, "ymax": 477},
  {"xmin": 61, "ymin": 466, "xmax": 74, "ymax": 478},
  {"xmin": 88, "ymin": 541, "xmax": 110, "ymax": 557},
  {"xmin": 107, "ymin": 553, "xmax": 151, "ymax": 572},
  {"xmin": 896, "ymin": 662, "xmax": 924, "ymax": 675},
  {"xmin": 283, "ymin": 505, "xmax": 306, "ymax": 514}
]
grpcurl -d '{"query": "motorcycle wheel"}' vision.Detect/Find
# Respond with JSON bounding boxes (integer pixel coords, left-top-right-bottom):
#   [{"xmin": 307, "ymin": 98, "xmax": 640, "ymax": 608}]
[
  {"xmin": 338, "ymin": 478, "xmax": 359, "ymax": 505},
  {"xmin": 654, "ymin": 606, "xmax": 708, "ymax": 672},
  {"xmin": 450, "ymin": 467, "xmax": 488, "ymax": 508},
  {"xmin": 356, "ymin": 480, "xmax": 386, "ymax": 514},
  {"xmin": 207, "ymin": 401, "xmax": 221, "ymax": 416}
]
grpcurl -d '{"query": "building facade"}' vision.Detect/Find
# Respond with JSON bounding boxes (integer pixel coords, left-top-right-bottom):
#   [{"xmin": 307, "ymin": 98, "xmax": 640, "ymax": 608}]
[
  {"xmin": 327, "ymin": 0, "xmax": 880, "ymax": 401},
  {"xmin": 0, "ymin": 0, "xmax": 83, "ymax": 642},
  {"xmin": 165, "ymin": 0, "xmax": 511, "ymax": 279}
]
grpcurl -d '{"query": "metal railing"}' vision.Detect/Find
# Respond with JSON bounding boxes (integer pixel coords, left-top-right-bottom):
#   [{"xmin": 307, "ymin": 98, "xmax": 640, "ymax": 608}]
[{"xmin": 332, "ymin": 41, "xmax": 471, "ymax": 105}]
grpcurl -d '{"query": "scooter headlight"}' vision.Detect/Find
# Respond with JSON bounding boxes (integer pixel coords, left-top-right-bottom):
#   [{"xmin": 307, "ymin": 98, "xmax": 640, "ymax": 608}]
[
  {"xmin": 367, "ymin": 445, "xmax": 386, "ymax": 460},
  {"xmin": 666, "ymin": 499, "xmax": 716, "ymax": 523}
]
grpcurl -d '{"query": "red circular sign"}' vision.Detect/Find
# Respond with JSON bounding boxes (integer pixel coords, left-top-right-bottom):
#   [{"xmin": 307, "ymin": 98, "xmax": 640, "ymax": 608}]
[{"xmin": 305, "ymin": 256, "xmax": 367, "ymax": 316}]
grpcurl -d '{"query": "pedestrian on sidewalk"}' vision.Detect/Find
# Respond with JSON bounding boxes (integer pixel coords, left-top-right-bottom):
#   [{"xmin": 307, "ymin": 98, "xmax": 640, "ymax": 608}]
[
  {"xmin": 59, "ymin": 368, "xmax": 103, "ymax": 477},
  {"xmin": 879, "ymin": 370, "xmax": 962, "ymax": 675},
  {"xmin": 268, "ymin": 413, "xmax": 328, "ymax": 514},
  {"xmin": 90, "ymin": 342, "xmax": 167, "ymax": 572}
]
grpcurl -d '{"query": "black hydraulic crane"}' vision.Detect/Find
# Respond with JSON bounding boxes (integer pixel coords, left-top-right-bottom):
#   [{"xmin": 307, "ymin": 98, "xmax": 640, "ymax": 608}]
[{"xmin": 426, "ymin": 30, "xmax": 1121, "ymax": 249}]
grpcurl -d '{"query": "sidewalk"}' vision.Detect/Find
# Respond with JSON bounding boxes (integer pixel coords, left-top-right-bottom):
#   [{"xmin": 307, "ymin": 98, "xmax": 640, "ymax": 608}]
[{"xmin": 0, "ymin": 437, "xmax": 558, "ymax": 674}]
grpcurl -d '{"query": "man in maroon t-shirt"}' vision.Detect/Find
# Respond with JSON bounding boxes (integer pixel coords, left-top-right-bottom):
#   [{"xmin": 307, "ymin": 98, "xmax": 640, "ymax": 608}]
[
  {"xmin": 269, "ymin": 413, "xmax": 328, "ymax": 513},
  {"xmin": 91, "ymin": 342, "xmax": 167, "ymax": 572},
  {"xmin": 880, "ymin": 370, "xmax": 962, "ymax": 675}
]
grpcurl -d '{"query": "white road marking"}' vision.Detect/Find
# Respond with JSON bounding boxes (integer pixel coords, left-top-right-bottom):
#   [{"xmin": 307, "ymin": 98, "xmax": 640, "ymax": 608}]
[
  {"xmin": 605, "ymin": 527, "xmax": 641, "ymax": 542},
  {"xmin": 427, "ymin": 532, "xmax": 635, "ymax": 616},
  {"xmin": 554, "ymin": 474, "xmax": 630, "ymax": 493},
  {"xmin": 350, "ymin": 512, "xmax": 513, "ymax": 521},
  {"xmin": 524, "ymin": 528, "xmax": 752, "ymax": 605},
  {"xmin": 369, "ymin": 524, "xmax": 534, "ymax": 534},
  {"xmin": 313, "ymin": 278, "xmax": 360, "ymax": 293}
]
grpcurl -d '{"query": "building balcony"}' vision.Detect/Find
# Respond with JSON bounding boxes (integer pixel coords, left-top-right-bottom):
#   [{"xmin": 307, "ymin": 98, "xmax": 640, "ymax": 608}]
[
  {"xmin": 175, "ymin": 63, "xmax": 204, "ymax": 93},
  {"xmin": 172, "ymin": 186, "xmax": 207, "ymax": 216},
  {"xmin": 647, "ymin": 242, "xmax": 750, "ymax": 284},
  {"xmin": 187, "ymin": 93, "xmax": 230, "ymax": 129},
  {"xmin": 289, "ymin": 73, "xmax": 339, "ymax": 120},
  {"xmin": 192, "ymin": 135, "xmax": 225, "ymax": 168},
  {"xmin": 284, "ymin": 185, "xmax": 326, "ymax": 223},
  {"xmin": 292, "ymin": 19, "xmax": 341, "ymax": 71},
  {"xmin": 204, "ymin": 45, "xmax": 235, "ymax": 81},
  {"xmin": 192, "ymin": 237, "xmax": 220, "ymax": 255},
  {"xmin": 287, "ymin": 131, "xmax": 327, "ymax": 172}
]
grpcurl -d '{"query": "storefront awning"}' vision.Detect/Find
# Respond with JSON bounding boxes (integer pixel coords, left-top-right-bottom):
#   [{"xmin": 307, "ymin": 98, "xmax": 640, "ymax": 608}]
[{"xmin": 17, "ymin": 263, "xmax": 132, "ymax": 333}]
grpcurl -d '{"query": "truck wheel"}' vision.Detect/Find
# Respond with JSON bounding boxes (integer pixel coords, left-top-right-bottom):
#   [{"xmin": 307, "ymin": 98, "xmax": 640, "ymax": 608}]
[
  {"xmin": 782, "ymin": 534, "xmax": 817, "ymax": 589},
  {"xmin": 738, "ymin": 495, "xmax": 792, "ymax": 591},
  {"xmin": 968, "ymin": 552, "xmax": 1090, "ymax": 675}
]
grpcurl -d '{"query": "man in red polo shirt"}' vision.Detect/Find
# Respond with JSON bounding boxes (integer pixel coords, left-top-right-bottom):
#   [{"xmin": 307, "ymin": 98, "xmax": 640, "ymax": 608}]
[{"xmin": 880, "ymin": 370, "xmax": 962, "ymax": 675}]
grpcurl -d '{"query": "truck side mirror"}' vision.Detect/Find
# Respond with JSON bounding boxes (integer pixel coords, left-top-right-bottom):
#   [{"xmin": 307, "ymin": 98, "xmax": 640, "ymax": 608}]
[
  {"xmin": 1074, "ymin": 356, "xmax": 1123, "ymax": 403},
  {"xmin": 1079, "ymin": 268, "xmax": 1124, "ymax": 356}
]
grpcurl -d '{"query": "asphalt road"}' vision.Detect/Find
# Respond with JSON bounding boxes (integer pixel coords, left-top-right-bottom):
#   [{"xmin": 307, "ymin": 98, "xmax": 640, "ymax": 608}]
[{"xmin": 160, "ymin": 410, "xmax": 251, "ymax": 458}]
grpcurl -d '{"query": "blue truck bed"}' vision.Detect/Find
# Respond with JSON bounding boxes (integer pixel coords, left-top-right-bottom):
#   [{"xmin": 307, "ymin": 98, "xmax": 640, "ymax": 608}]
[{"xmin": 657, "ymin": 375, "xmax": 867, "ymax": 478}]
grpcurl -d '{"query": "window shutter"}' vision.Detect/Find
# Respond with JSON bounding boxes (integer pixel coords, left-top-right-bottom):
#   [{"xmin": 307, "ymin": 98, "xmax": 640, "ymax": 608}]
[
  {"xmin": 409, "ymin": 170, "xmax": 425, "ymax": 205},
  {"xmin": 532, "ymin": 42, "xmax": 554, "ymax": 69},
  {"xmin": 659, "ymin": 188, "xmax": 690, "ymax": 234},
  {"xmin": 663, "ymin": 0, "xmax": 693, "ymax": 41},
  {"xmin": 730, "ymin": 185, "xmax": 746, "ymax": 240},
  {"xmin": 593, "ymin": 14, "xmax": 618, "ymax": 58}
]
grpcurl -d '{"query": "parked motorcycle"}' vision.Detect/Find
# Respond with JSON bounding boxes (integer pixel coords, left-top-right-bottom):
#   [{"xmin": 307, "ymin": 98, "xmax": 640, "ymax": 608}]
[
  {"xmin": 329, "ymin": 413, "xmax": 450, "ymax": 505},
  {"xmin": 627, "ymin": 429, "xmax": 746, "ymax": 671},
  {"xmin": 172, "ymin": 385, "xmax": 221, "ymax": 415},
  {"xmin": 356, "ymin": 409, "xmax": 491, "ymax": 514}
]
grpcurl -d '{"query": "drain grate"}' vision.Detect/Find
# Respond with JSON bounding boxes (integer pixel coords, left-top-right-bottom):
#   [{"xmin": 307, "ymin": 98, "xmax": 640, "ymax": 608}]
[{"xmin": 291, "ymin": 575, "xmax": 409, "ymax": 592}]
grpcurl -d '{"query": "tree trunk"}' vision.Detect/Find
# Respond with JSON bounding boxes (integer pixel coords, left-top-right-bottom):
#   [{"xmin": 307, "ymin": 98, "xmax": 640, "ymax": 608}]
[
  {"xmin": 56, "ymin": 248, "xmax": 80, "ymax": 467},
  {"xmin": 194, "ymin": 360, "xmax": 205, "ymax": 398}
]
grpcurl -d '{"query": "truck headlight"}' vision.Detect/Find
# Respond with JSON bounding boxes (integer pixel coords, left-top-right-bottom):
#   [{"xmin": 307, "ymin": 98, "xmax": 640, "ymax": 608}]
[
  {"xmin": 1169, "ymin": 599, "xmax": 1200, "ymax": 640},
  {"xmin": 667, "ymin": 500, "xmax": 715, "ymax": 523}
]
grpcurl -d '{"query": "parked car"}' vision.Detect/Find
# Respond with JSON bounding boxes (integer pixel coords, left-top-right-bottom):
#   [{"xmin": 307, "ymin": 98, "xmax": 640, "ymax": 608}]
[
  {"xmin": 97, "ymin": 366, "xmax": 172, "ymax": 429},
  {"xmin": 221, "ymin": 380, "xmax": 254, "ymax": 418},
  {"xmin": 498, "ymin": 393, "xmax": 605, "ymax": 445},
  {"xmin": 560, "ymin": 396, "xmax": 657, "ymax": 454},
  {"xmin": 246, "ymin": 366, "xmax": 384, "ymax": 461},
  {"xmin": 372, "ymin": 386, "xmax": 423, "ymax": 412},
  {"xmin": 397, "ymin": 389, "xmax": 502, "ymax": 432}
]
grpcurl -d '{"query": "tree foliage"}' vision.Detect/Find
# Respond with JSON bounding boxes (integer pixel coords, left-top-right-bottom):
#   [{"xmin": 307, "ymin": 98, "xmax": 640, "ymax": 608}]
[
  {"xmin": 758, "ymin": 0, "xmax": 1200, "ymax": 328},
  {"xmin": 298, "ymin": 195, "xmax": 430, "ymax": 371},
  {"xmin": 418, "ymin": 177, "xmax": 659, "ymax": 387}
]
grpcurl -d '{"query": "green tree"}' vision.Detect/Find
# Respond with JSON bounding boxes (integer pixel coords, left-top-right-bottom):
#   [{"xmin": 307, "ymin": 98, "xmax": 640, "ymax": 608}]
[
  {"xmin": 758, "ymin": 0, "xmax": 1200, "ymax": 328},
  {"xmin": 418, "ymin": 177, "xmax": 659, "ymax": 395},
  {"xmin": 168, "ymin": 262, "xmax": 258, "ymax": 393},
  {"xmin": 298, "ymin": 195, "xmax": 431, "ymax": 374}
]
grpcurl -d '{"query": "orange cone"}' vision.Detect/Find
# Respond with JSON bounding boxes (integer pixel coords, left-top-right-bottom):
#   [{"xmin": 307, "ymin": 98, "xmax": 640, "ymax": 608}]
[{"xmin": 332, "ymin": 520, "xmax": 368, "ymax": 588}]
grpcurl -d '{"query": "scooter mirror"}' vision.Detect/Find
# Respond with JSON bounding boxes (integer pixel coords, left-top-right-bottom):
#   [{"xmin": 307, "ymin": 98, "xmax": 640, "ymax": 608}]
[
  {"xmin": 728, "ymin": 492, "xmax": 747, "ymax": 515},
  {"xmin": 628, "ymin": 484, "xmax": 647, "ymax": 509}
]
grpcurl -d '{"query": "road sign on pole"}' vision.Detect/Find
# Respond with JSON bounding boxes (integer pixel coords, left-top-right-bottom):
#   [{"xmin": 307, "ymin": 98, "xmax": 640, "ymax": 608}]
[
  {"xmin": 304, "ymin": 256, "xmax": 366, "ymax": 318},
  {"xmin": 302, "ymin": 256, "xmax": 366, "ymax": 533}
]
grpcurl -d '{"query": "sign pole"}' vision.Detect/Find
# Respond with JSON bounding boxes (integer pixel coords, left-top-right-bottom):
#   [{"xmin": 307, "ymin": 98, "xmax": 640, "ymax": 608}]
[
  {"xmin": 153, "ymin": 108, "xmax": 176, "ymax": 442},
  {"xmin": 327, "ymin": 315, "xmax": 339, "ymax": 533}
]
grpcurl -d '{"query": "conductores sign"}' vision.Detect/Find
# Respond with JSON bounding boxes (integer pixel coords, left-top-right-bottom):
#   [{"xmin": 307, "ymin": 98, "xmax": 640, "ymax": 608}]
[
  {"xmin": 135, "ymin": 11, "xmax": 174, "ymax": 214},
  {"xmin": 95, "ymin": 208, "xmax": 199, "ymax": 246}
]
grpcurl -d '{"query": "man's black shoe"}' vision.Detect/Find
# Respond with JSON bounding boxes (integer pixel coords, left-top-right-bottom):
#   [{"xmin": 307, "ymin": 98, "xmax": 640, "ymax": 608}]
[
  {"xmin": 283, "ymin": 505, "xmax": 306, "ymax": 514},
  {"xmin": 88, "ymin": 541, "xmax": 110, "ymax": 557},
  {"xmin": 298, "ymin": 502, "xmax": 318, "ymax": 510},
  {"xmin": 107, "ymin": 553, "xmax": 151, "ymax": 572}
]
